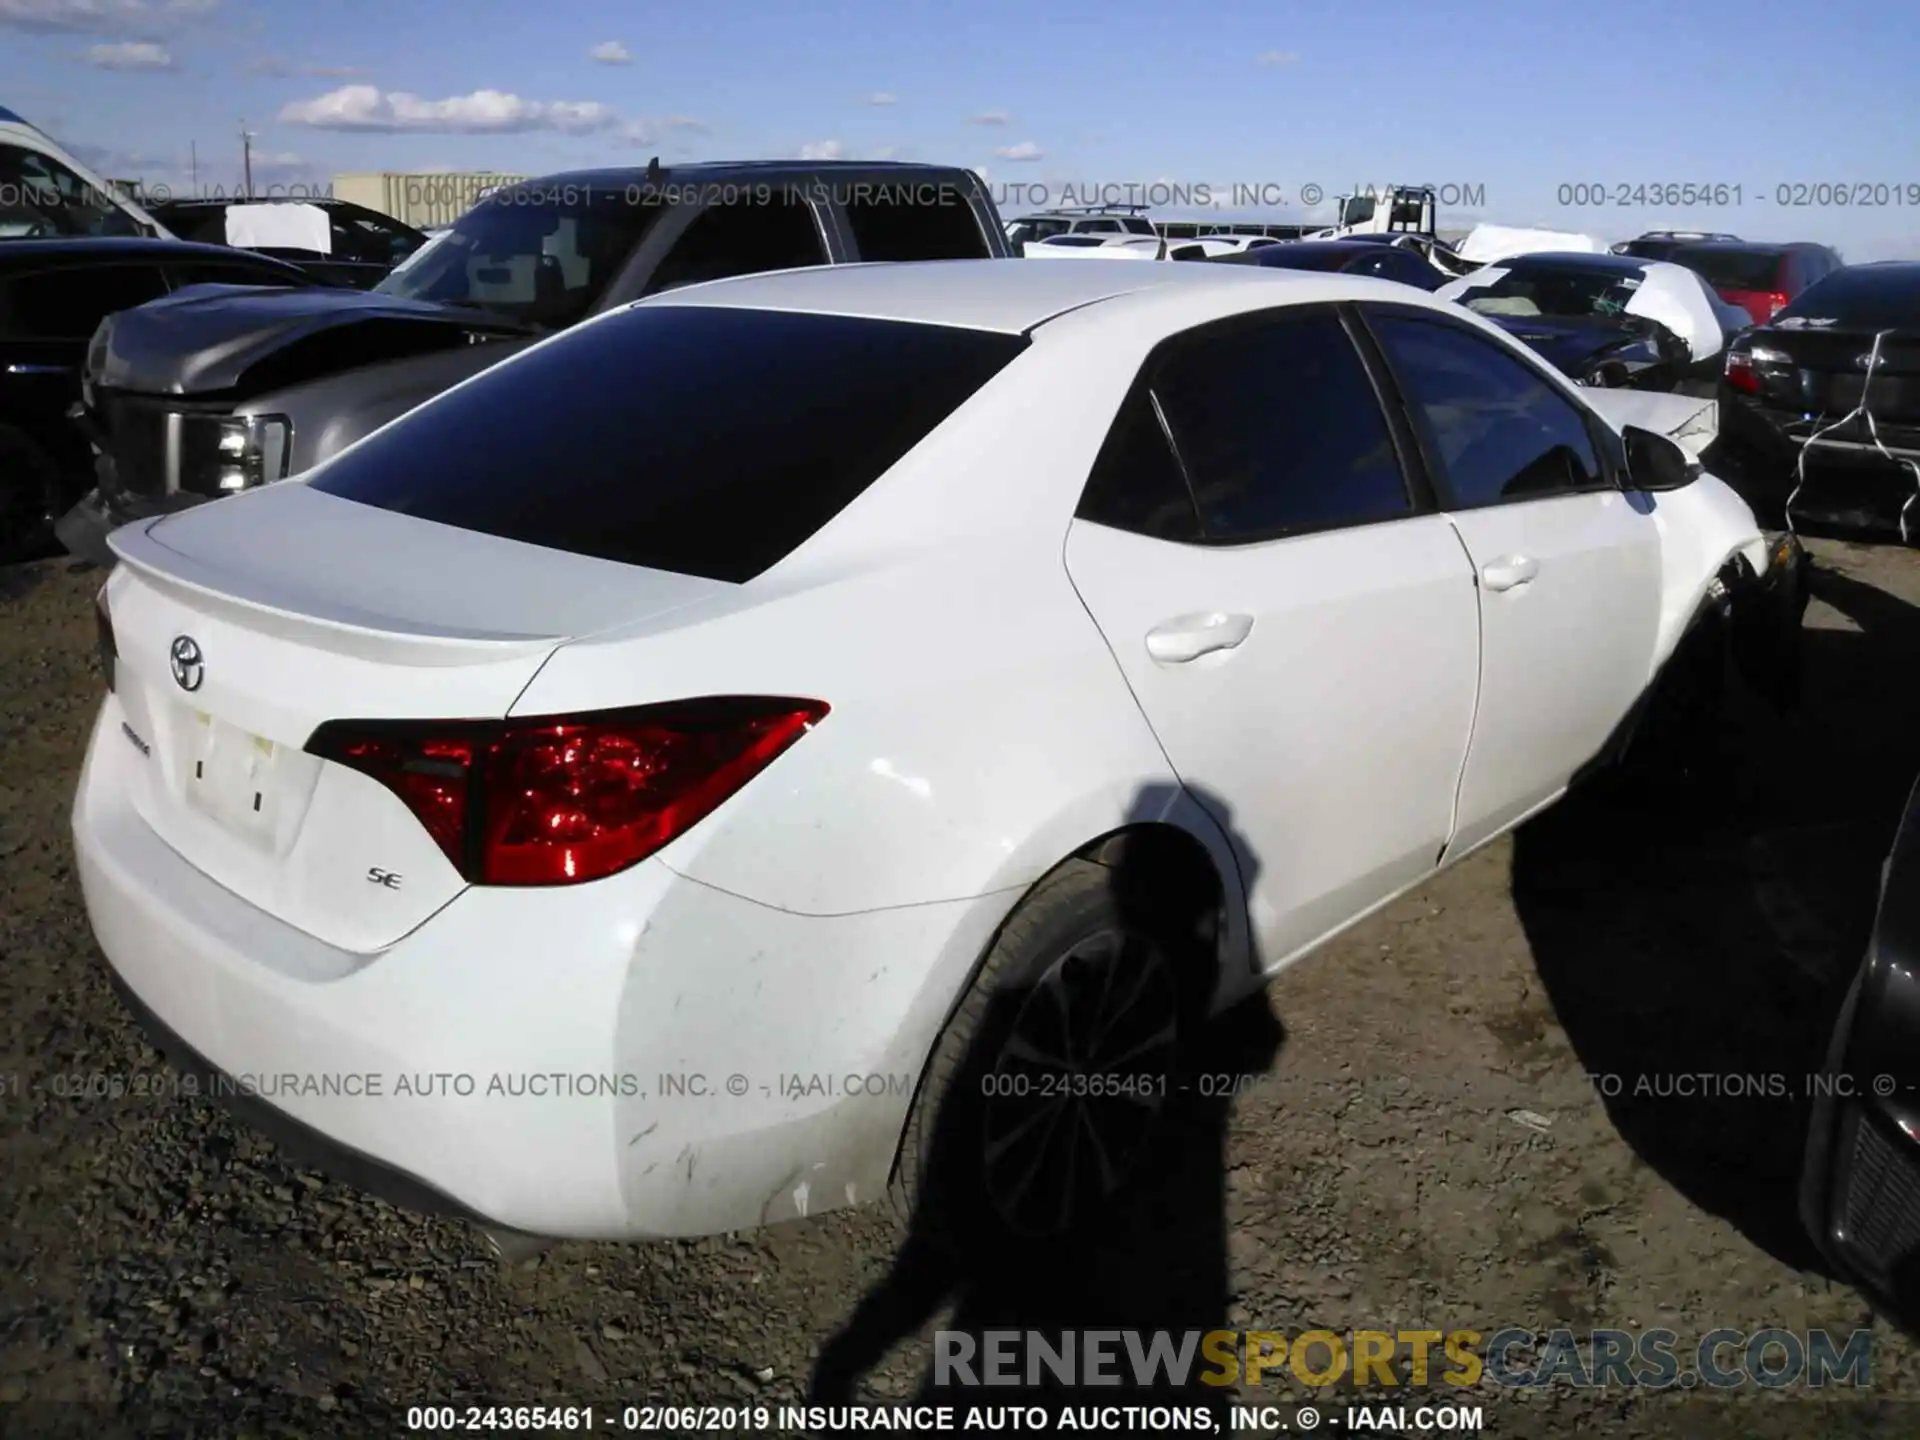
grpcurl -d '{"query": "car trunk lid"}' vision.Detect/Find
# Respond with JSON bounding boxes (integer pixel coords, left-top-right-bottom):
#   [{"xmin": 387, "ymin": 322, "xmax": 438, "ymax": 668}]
[
  {"xmin": 103, "ymin": 483, "xmax": 732, "ymax": 951},
  {"xmin": 1745, "ymin": 328, "xmax": 1920, "ymax": 437}
]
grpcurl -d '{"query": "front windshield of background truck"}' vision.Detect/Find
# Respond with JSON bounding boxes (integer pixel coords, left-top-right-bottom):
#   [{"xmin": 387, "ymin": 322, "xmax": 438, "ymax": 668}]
[{"xmin": 373, "ymin": 187, "xmax": 666, "ymax": 329}]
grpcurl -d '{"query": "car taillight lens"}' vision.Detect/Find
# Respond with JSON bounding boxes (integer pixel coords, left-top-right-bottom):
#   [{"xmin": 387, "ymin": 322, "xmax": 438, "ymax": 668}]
[
  {"xmin": 1764, "ymin": 291, "xmax": 1790, "ymax": 319},
  {"xmin": 1725, "ymin": 348, "xmax": 1761, "ymax": 394},
  {"xmin": 306, "ymin": 698, "xmax": 827, "ymax": 887}
]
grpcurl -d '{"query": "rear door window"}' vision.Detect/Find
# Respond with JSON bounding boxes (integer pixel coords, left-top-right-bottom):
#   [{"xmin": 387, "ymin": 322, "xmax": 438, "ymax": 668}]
[
  {"xmin": 307, "ymin": 305, "xmax": 1028, "ymax": 582},
  {"xmin": 843, "ymin": 185, "xmax": 990, "ymax": 260},
  {"xmin": 643, "ymin": 193, "xmax": 829, "ymax": 294},
  {"xmin": 1149, "ymin": 309, "xmax": 1413, "ymax": 540}
]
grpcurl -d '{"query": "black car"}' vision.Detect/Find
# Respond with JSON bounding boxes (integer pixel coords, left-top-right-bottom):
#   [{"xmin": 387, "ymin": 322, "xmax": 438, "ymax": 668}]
[
  {"xmin": 1667, "ymin": 239, "xmax": 1844, "ymax": 327},
  {"xmin": 1803, "ymin": 765, "xmax": 1920, "ymax": 1328},
  {"xmin": 0, "ymin": 237, "xmax": 316, "ymax": 561},
  {"xmin": 1714, "ymin": 262, "xmax": 1920, "ymax": 533},
  {"xmin": 1210, "ymin": 239, "xmax": 1445, "ymax": 289},
  {"xmin": 1443, "ymin": 251, "xmax": 1751, "ymax": 391},
  {"xmin": 59, "ymin": 160, "xmax": 1011, "ymax": 567},
  {"xmin": 143, "ymin": 197, "xmax": 429, "ymax": 289},
  {"xmin": 1611, "ymin": 230, "xmax": 1742, "ymax": 262}
]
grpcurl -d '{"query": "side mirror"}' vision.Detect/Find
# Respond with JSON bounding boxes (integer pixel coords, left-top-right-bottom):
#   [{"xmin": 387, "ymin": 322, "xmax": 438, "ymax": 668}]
[{"xmin": 1622, "ymin": 425, "xmax": 1698, "ymax": 492}]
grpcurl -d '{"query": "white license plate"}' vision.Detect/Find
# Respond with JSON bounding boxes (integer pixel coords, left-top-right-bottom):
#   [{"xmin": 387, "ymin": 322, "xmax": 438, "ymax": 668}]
[{"xmin": 181, "ymin": 710, "xmax": 282, "ymax": 846}]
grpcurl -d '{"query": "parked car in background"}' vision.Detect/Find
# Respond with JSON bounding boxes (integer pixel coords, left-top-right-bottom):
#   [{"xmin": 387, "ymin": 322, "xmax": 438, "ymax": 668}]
[
  {"xmin": 1004, "ymin": 204, "xmax": 1157, "ymax": 246},
  {"xmin": 1209, "ymin": 239, "xmax": 1445, "ymax": 289},
  {"xmin": 1438, "ymin": 252, "xmax": 1751, "ymax": 391},
  {"xmin": 143, "ymin": 198, "xmax": 429, "ymax": 289},
  {"xmin": 57, "ymin": 161, "xmax": 1010, "ymax": 566},
  {"xmin": 1803, "ymin": 762, "xmax": 1920, "ymax": 1329},
  {"xmin": 77, "ymin": 259, "xmax": 1792, "ymax": 1251},
  {"xmin": 1668, "ymin": 240, "xmax": 1844, "ymax": 325},
  {"xmin": 1610, "ymin": 230, "xmax": 1742, "ymax": 261},
  {"xmin": 0, "ymin": 104, "xmax": 169, "ymax": 240},
  {"xmin": 0, "ymin": 238, "xmax": 315, "ymax": 561},
  {"xmin": 1715, "ymin": 261, "xmax": 1920, "ymax": 532}
]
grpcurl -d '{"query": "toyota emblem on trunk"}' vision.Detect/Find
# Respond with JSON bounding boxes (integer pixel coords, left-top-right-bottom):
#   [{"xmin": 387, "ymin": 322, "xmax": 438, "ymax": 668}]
[{"xmin": 169, "ymin": 635, "xmax": 204, "ymax": 692}]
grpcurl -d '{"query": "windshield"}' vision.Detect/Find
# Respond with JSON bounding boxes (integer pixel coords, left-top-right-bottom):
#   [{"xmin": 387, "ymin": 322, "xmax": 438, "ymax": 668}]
[
  {"xmin": 0, "ymin": 143, "xmax": 139, "ymax": 237},
  {"xmin": 1459, "ymin": 264, "xmax": 1643, "ymax": 320},
  {"xmin": 372, "ymin": 188, "xmax": 665, "ymax": 328},
  {"xmin": 1120, "ymin": 217, "xmax": 1155, "ymax": 235},
  {"xmin": 1255, "ymin": 248, "xmax": 1359, "ymax": 272}
]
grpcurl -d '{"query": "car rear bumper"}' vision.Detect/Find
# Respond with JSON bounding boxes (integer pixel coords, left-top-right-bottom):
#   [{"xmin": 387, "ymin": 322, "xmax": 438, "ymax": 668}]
[
  {"xmin": 72, "ymin": 696, "xmax": 1006, "ymax": 1240},
  {"xmin": 1720, "ymin": 395, "xmax": 1920, "ymax": 534}
]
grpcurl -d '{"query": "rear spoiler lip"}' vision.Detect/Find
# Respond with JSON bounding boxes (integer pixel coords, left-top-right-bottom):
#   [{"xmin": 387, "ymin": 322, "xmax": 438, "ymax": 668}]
[{"xmin": 108, "ymin": 517, "xmax": 566, "ymax": 664}]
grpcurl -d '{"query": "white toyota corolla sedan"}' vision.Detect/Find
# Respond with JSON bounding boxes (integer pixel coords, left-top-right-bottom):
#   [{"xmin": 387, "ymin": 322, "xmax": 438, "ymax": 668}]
[{"xmin": 75, "ymin": 258, "xmax": 1782, "ymax": 1249}]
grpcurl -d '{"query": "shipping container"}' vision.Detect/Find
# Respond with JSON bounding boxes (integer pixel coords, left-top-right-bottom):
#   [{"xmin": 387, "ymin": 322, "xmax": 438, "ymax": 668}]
[{"xmin": 332, "ymin": 171, "xmax": 532, "ymax": 228}]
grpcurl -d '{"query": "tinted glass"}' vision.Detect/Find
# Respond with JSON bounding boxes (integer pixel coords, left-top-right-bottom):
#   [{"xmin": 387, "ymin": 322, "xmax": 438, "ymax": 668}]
[
  {"xmin": 1776, "ymin": 266, "xmax": 1920, "ymax": 328},
  {"xmin": 1150, "ymin": 311, "xmax": 1410, "ymax": 540},
  {"xmin": 374, "ymin": 186, "xmax": 664, "ymax": 328},
  {"xmin": 1670, "ymin": 246, "xmax": 1785, "ymax": 291},
  {"xmin": 643, "ymin": 194, "xmax": 827, "ymax": 293},
  {"xmin": 309, "ymin": 305, "xmax": 1028, "ymax": 582},
  {"xmin": 1372, "ymin": 314, "xmax": 1603, "ymax": 507},
  {"xmin": 1121, "ymin": 218, "xmax": 1156, "ymax": 235},
  {"xmin": 0, "ymin": 145, "xmax": 126, "ymax": 236},
  {"xmin": 1, "ymin": 263, "xmax": 169, "ymax": 338},
  {"xmin": 1076, "ymin": 389, "xmax": 1200, "ymax": 541},
  {"xmin": 843, "ymin": 186, "xmax": 989, "ymax": 260}
]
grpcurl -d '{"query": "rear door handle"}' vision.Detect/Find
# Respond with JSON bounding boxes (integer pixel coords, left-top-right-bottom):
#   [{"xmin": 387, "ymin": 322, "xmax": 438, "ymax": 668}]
[
  {"xmin": 1481, "ymin": 555, "xmax": 1539, "ymax": 592},
  {"xmin": 1145, "ymin": 612, "xmax": 1255, "ymax": 663}
]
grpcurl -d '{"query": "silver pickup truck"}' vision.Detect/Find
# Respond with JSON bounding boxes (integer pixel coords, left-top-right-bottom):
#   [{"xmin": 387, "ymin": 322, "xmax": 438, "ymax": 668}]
[{"xmin": 60, "ymin": 160, "xmax": 1009, "ymax": 565}]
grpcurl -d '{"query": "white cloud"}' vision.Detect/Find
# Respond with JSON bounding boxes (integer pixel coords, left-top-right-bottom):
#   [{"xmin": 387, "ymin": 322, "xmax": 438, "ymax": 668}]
[
  {"xmin": 2, "ymin": 0, "xmax": 212, "ymax": 34},
  {"xmin": 277, "ymin": 84, "xmax": 619, "ymax": 134},
  {"xmin": 85, "ymin": 38, "xmax": 172, "ymax": 67},
  {"xmin": 797, "ymin": 139, "xmax": 844, "ymax": 160},
  {"xmin": 971, "ymin": 109, "xmax": 1009, "ymax": 125},
  {"xmin": 589, "ymin": 39, "xmax": 630, "ymax": 64},
  {"xmin": 1256, "ymin": 50, "xmax": 1300, "ymax": 65},
  {"xmin": 866, "ymin": 91, "xmax": 896, "ymax": 106},
  {"xmin": 994, "ymin": 141, "xmax": 1043, "ymax": 162}
]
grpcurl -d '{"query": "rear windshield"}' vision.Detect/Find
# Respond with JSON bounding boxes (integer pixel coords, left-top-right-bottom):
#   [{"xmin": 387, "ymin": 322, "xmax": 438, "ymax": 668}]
[
  {"xmin": 1671, "ymin": 247, "xmax": 1784, "ymax": 291},
  {"xmin": 1457, "ymin": 262, "xmax": 1642, "ymax": 320},
  {"xmin": 1253, "ymin": 247, "xmax": 1358, "ymax": 272},
  {"xmin": 308, "ymin": 304, "xmax": 1029, "ymax": 582},
  {"xmin": 1775, "ymin": 267, "xmax": 1920, "ymax": 328}
]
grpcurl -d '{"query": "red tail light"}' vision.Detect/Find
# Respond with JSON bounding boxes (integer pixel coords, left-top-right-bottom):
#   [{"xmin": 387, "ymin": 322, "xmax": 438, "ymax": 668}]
[
  {"xmin": 1764, "ymin": 290, "xmax": 1790, "ymax": 318},
  {"xmin": 1725, "ymin": 348, "xmax": 1761, "ymax": 394},
  {"xmin": 307, "ymin": 698, "xmax": 828, "ymax": 886}
]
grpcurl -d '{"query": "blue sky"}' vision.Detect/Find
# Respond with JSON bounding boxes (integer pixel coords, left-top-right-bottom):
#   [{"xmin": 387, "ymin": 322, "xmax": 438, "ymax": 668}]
[{"xmin": 4, "ymin": 0, "xmax": 1917, "ymax": 255}]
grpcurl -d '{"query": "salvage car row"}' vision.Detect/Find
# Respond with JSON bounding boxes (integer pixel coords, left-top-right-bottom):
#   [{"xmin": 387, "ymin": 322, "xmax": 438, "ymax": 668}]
[{"xmin": 8, "ymin": 138, "xmax": 1920, "ymax": 1331}]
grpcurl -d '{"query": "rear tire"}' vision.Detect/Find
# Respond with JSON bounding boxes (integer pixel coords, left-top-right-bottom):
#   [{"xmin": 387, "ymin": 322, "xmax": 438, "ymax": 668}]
[{"xmin": 890, "ymin": 858, "xmax": 1204, "ymax": 1253}]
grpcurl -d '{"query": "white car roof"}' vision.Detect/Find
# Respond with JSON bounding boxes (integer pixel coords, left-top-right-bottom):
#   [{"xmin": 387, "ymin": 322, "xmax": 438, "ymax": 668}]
[{"xmin": 632, "ymin": 257, "xmax": 1457, "ymax": 336}]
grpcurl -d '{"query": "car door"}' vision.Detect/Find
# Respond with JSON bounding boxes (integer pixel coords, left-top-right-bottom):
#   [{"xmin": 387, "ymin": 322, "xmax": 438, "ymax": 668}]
[
  {"xmin": 1063, "ymin": 305, "xmax": 1482, "ymax": 973},
  {"xmin": 1362, "ymin": 306, "xmax": 1664, "ymax": 855}
]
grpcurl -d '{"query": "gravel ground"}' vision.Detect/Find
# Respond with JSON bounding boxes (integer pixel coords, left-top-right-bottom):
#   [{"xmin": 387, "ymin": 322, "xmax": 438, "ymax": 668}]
[{"xmin": 5, "ymin": 538, "xmax": 1920, "ymax": 1439}]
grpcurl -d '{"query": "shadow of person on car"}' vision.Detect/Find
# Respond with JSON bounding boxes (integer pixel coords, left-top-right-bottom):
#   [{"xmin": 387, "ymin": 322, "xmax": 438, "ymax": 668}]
[
  {"xmin": 1511, "ymin": 555, "xmax": 1920, "ymax": 1270},
  {"xmin": 808, "ymin": 784, "xmax": 1284, "ymax": 1433}
]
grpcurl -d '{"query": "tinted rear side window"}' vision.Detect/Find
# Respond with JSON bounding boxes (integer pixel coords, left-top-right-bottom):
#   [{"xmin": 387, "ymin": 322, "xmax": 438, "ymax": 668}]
[
  {"xmin": 308, "ymin": 305, "xmax": 1028, "ymax": 582},
  {"xmin": 843, "ymin": 186, "xmax": 991, "ymax": 260}
]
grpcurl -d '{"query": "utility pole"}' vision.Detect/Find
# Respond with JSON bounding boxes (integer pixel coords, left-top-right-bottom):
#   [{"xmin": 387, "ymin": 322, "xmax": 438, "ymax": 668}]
[
  {"xmin": 239, "ymin": 120, "xmax": 254, "ymax": 199},
  {"xmin": 189, "ymin": 140, "xmax": 197, "ymax": 193}
]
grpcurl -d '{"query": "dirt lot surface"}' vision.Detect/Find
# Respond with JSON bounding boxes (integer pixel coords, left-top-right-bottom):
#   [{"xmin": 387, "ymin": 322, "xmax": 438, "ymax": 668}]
[{"xmin": 5, "ymin": 538, "xmax": 1920, "ymax": 1439}]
